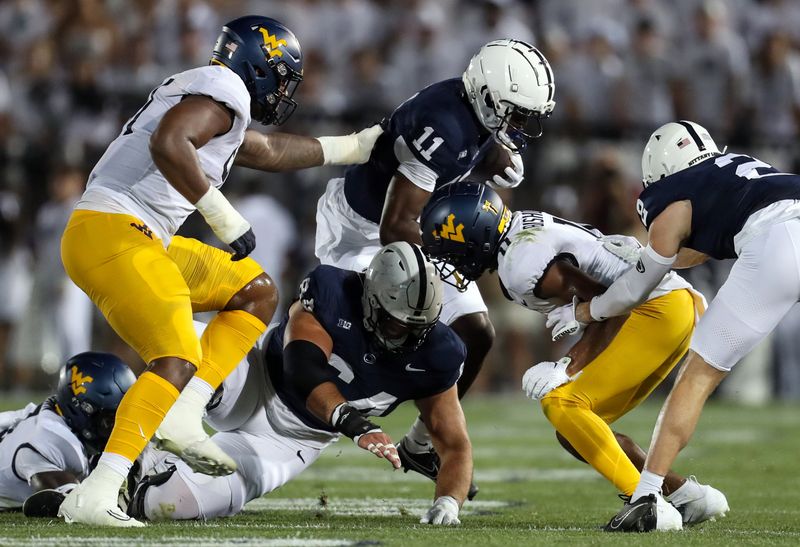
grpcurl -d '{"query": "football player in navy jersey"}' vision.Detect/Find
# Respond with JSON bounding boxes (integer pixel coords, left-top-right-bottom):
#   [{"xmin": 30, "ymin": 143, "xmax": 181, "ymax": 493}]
[
  {"xmin": 315, "ymin": 39, "xmax": 555, "ymax": 491},
  {"xmin": 126, "ymin": 242, "xmax": 472, "ymax": 525},
  {"xmin": 545, "ymin": 120, "xmax": 800, "ymax": 531}
]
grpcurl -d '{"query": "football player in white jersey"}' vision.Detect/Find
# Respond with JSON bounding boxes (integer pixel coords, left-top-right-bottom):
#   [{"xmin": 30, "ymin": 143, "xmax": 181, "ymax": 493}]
[
  {"xmin": 0, "ymin": 353, "xmax": 134, "ymax": 517},
  {"xmin": 125, "ymin": 243, "xmax": 471, "ymax": 525},
  {"xmin": 420, "ymin": 182, "xmax": 728, "ymax": 531},
  {"xmin": 58, "ymin": 16, "xmax": 382, "ymax": 527}
]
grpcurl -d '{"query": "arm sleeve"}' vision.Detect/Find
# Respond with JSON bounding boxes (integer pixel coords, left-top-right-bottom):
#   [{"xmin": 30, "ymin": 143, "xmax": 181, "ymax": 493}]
[{"xmin": 589, "ymin": 244, "xmax": 675, "ymax": 320}]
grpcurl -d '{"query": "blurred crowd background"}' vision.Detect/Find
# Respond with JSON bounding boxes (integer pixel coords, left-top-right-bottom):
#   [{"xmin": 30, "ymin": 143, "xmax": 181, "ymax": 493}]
[{"xmin": 2, "ymin": 0, "xmax": 800, "ymax": 401}]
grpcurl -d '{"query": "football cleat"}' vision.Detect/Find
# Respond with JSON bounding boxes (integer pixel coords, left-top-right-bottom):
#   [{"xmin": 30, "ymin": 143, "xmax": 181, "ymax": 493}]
[
  {"xmin": 155, "ymin": 391, "xmax": 236, "ymax": 476},
  {"xmin": 604, "ymin": 493, "xmax": 683, "ymax": 532},
  {"xmin": 396, "ymin": 437, "xmax": 479, "ymax": 501},
  {"xmin": 127, "ymin": 464, "xmax": 178, "ymax": 520},
  {"xmin": 23, "ymin": 489, "xmax": 67, "ymax": 518},
  {"xmin": 669, "ymin": 476, "xmax": 729, "ymax": 525},
  {"xmin": 59, "ymin": 481, "xmax": 144, "ymax": 527}
]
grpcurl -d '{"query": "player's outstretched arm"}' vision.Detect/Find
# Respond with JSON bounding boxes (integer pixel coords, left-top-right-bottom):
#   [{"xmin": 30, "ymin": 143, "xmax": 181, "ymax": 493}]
[
  {"xmin": 283, "ymin": 301, "xmax": 400, "ymax": 469},
  {"xmin": 417, "ymin": 385, "xmax": 472, "ymax": 509},
  {"xmin": 234, "ymin": 124, "xmax": 383, "ymax": 171}
]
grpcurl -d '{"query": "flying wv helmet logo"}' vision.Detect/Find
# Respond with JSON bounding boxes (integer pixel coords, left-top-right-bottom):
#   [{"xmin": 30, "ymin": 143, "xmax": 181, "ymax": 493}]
[
  {"xmin": 257, "ymin": 27, "xmax": 287, "ymax": 58},
  {"xmin": 70, "ymin": 366, "xmax": 94, "ymax": 396},
  {"xmin": 433, "ymin": 213, "xmax": 465, "ymax": 242}
]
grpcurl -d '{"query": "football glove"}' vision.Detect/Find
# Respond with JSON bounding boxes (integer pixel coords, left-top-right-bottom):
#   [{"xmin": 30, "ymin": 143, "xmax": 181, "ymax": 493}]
[
  {"xmin": 318, "ymin": 123, "xmax": 384, "ymax": 165},
  {"xmin": 546, "ymin": 295, "xmax": 587, "ymax": 341},
  {"xmin": 487, "ymin": 148, "xmax": 524, "ymax": 189},
  {"xmin": 522, "ymin": 357, "xmax": 579, "ymax": 400},
  {"xmin": 420, "ymin": 495, "xmax": 460, "ymax": 525}
]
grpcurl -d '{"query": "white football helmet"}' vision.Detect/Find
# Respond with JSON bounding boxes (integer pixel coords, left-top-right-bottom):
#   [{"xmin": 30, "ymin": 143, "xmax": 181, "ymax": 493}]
[
  {"xmin": 362, "ymin": 242, "xmax": 443, "ymax": 352},
  {"xmin": 463, "ymin": 39, "xmax": 556, "ymax": 150},
  {"xmin": 641, "ymin": 121, "xmax": 721, "ymax": 186}
]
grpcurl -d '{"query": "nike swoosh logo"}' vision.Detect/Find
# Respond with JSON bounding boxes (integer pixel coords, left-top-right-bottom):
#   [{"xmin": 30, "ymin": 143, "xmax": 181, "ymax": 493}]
[
  {"xmin": 405, "ymin": 364, "xmax": 425, "ymax": 372},
  {"xmin": 107, "ymin": 509, "xmax": 132, "ymax": 521},
  {"xmin": 609, "ymin": 505, "xmax": 638, "ymax": 529}
]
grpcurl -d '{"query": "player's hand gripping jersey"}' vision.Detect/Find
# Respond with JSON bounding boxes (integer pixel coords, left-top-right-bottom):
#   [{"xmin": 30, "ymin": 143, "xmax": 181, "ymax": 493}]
[
  {"xmin": 77, "ymin": 66, "xmax": 251, "ymax": 244},
  {"xmin": 497, "ymin": 210, "xmax": 693, "ymax": 314}
]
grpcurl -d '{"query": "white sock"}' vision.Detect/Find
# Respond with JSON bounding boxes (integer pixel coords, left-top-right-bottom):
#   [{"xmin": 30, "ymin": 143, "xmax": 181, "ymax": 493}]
[
  {"xmin": 85, "ymin": 455, "xmax": 130, "ymax": 502},
  {"xmin": 665, "ymin": 477, "xmax": 701, "ymax": 506},
  {"xmin": 185, "ymin": 376, "xmax": 215, "ymax": 404},
  {"xmin": 632, "ymin": 470, "xmax": 665, "ymax": 502},
  {"xmin": 404, "ymin": 416, "xmax": 432, "ymax": 453}
]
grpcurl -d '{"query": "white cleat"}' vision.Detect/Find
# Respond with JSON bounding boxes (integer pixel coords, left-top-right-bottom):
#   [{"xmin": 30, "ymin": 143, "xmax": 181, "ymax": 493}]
[
  {"xmin": 655, "ymin": 493, "xmax": 684, "ymax": 531},
  {"xmin": 155, "ymin": 389, "xmax": 236, "ymax": 476},
  {"xmin": 59, "ymin": 482, "xmax": 144, "ymax": 527},
  {"xmin": 670, "ymin": 476, "xmax": 729, "ymax": 525}
]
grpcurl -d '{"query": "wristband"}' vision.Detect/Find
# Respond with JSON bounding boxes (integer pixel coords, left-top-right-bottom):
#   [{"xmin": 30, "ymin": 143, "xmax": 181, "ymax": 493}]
[
  {"xmin": 330, "ymin": 403, "xmax": 381, "ymax": 441},
  {"xmin": 193, "ymin": 185, "xmax": 250, "ymax": 244}
]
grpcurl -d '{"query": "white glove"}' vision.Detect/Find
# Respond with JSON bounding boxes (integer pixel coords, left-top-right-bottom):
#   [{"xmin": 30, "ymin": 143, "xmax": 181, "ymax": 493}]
[
  {"xmin": 420, "ymin": 495, "xmax": 461, "ymax": 525},
  {"xmin": 600, "ymin": 234, "xmax": 643, "ymax": 264},
  {"xmin": 318, "ymin": 124, "xmax": 384, "ymax": 165},
  {"xmin": 546, "ymin": 295, "xmax": 587, "ymax": 341},
  {"xmin": 522, "ymin": 357, "xmax": 579, "ymax": 400},
  {"xmin": 487, "ymin": 148, "xmax": 524, "ymax": 189}
]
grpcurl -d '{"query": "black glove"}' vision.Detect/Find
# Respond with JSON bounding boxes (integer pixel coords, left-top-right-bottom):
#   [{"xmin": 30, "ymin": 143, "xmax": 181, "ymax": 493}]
[{"xmin": 229, "ymin": 228, "xmax": 256, "ymax": 261}]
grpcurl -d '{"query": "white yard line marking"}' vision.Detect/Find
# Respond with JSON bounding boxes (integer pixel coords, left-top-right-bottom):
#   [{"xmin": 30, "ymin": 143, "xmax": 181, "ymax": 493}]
[{"xmin": 244, "ymin": 497, "xmax": 512, "ymax": 517}]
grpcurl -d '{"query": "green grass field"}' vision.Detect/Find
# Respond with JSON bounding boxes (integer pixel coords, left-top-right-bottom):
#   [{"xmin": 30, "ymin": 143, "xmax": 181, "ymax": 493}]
[{"xmin": 1, "ymin": 394, "xmax": 799, "ymax": 546}]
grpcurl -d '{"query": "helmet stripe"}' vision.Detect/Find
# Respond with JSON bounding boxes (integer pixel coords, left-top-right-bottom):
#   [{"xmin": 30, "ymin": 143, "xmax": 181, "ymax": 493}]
[
  {"xmin": 527, "ymin": 46, "xmax": 554, "ymax": 102},
  {"xmin": 409, "ymin": 244, "xmax": 428, "ymax": 314},
  {"xmin": 676, "ymin": 120, "xmax": 706, "ymax": 151}
]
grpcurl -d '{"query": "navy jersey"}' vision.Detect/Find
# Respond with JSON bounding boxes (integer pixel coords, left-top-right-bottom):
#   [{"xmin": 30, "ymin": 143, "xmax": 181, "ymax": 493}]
[
  {"xmin": 265, "ymin": 265, "xmax": 466, "ymax": 432},
  {"xmin": 637, "ymin": 153, "xmax": 800, "ymax": 259},
  {"xmin": 343, "ymin": 78, "xmax": 495, "ymax": 223}
]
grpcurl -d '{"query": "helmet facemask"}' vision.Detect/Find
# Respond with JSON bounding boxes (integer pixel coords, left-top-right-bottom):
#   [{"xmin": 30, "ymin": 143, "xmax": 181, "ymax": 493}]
[{"xmin": 362, "ymin": 294, "xmax": 437, "ymax": 353}]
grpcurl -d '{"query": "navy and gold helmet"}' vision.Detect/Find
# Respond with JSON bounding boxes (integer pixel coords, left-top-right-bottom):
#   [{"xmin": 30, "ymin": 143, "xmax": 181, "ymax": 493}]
[
  {"xmin": 55, "ymin": 352, "xmax": 136, "ymax": 453},
  {"xmin": 211, "ymin": 15, "xmax": 303, "ymax": 125},
  {"xmin": 420, "ymin": 181, "xmax": 511, "ymax": 291}
]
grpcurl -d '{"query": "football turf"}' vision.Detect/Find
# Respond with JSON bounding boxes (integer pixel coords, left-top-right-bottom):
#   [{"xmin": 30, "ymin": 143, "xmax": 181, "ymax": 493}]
[{"xmin": 1, "ymin": 394, "xmax": 799, "ymax": 546}]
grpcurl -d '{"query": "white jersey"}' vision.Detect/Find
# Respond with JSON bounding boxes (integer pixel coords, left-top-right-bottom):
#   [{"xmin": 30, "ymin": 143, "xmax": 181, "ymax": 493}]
[
  {"xmin": 76, "ymin": 65, "xmax": 252, "ymax": 245},
  {"xmin": 0, "ymin": 402, "xmax": 88, "ymax": 509},
  {"xmin": 497, "ymin": 210, "xmax": 693, "ymax": 314}
]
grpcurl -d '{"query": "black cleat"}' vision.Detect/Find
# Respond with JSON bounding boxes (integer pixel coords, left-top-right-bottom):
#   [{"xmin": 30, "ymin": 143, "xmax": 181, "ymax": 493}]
[
  {"xmin": 396, "ymin": 437, "xmax": 479, "ymax": 501},
  {"xmin": 604, "ymin": 494, "xmax": 658, "ymax": 533},
  {"xmin": 22, "ymin": 489, "xmax": 67, "ymax": 518},
  {"xmin": 126, "ymin": 464, "xmax": 177, "ymax": 520}
]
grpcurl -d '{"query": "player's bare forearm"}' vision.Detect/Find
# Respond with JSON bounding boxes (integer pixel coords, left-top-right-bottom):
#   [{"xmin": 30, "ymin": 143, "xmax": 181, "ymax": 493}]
[
  {"xmin": 30, "ymin": 471, "xmax": 78, "ymax": 492},
  {"xmin": 380, "ymin": 218, "xmax": 423, "ymax": 245},
  {"xmin": 418, "ymin": 387, "xmax": 472, "ymax": 504},
  {"xmin": 234, "ymin": 130, "xmax": 324, "ymax": 171},
  {"xmin": 434, "ymin": 441, "xmax": 472, "ymax": 504},
  {"xmin": 305, "ymin": 382, "xmax": 346, "ymax": 423},
  {"xmin": 564, "ymin": 314, "xmax": 628, "ymax": 375}
]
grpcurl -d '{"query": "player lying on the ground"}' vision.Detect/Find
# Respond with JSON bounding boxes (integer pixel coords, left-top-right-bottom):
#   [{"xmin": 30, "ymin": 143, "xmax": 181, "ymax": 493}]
[
  {"xmin": 0, "ymin": 353, "xmax": 134, "ymax": 517},
  {"xmin": 546, "ymin": 121, "xmax": 800, "ymax": 532},
  {"xmin": 58, "ymin": 15, "xmax": 382, "ymax": 527},
  {"xmin": 125, "ymin": 242, "xmax": 472, "ymax": 525},
  {"xmin": 420, "ymin": 181, "xmax": 728, "ymax": 531},
  {"xmin": 315, "ymin": 38, "xmax": 555, "ymax": 499}
]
